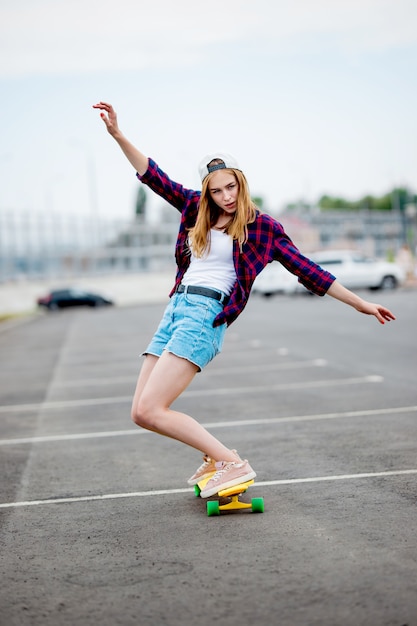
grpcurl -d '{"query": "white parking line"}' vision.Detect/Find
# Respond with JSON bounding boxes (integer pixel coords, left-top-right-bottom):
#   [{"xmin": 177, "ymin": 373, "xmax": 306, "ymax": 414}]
[
  {"xmin": 51, "ymin": 359, "xmax": 328, "ymax": 388},
  {"xmin": 1, "ymin": 405, "xmax": 416, "ymax": 446},
  {"xmin": 1, "ymin": 468, "xmax": 416, "ymax": 509},
  {"xmin": 183, "ymin": 375, "xmax": 383, "ymax": 398},
  {"xmin": 0, "ymin": 396, "xmax": 132, "ymax": 413},
  {"xmin": 0, "ymin": 374, "xmax": 383, "ymax": 413}
]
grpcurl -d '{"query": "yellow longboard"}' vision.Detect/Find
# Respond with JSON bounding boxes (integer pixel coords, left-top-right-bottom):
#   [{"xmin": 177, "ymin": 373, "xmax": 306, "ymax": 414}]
[{"xmin": 195, "ymin": 474, "xmax": 264, "ymax": 516}]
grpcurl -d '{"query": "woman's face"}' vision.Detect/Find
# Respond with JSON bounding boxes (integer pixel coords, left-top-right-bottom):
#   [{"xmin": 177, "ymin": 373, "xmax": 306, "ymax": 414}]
[{"xmin": 207, "ymin": 170, "xmax": 239, "ymax": 215}]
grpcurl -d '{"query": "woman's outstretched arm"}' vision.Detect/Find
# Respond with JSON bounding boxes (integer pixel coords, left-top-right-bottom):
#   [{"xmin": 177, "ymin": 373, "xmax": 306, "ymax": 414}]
[{"xmin": 93, "ymin": 101, "xmax": 149, "ymax": 176}]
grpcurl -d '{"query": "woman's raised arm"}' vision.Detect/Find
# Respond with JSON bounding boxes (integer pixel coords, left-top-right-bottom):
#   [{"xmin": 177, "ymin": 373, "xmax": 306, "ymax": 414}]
[{"xmin": 92, "ymin": 102, "xmax": 149, "ymax": 176}]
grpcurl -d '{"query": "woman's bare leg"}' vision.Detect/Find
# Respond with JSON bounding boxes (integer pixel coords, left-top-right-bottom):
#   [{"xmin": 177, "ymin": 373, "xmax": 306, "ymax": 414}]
[
  {"xmin": 131, "ymin": 354, "xmax": 160, "ymax": 433},
  {"xmin": 131, "ymin": 352, "xmax": 240, "ymax": 462}
]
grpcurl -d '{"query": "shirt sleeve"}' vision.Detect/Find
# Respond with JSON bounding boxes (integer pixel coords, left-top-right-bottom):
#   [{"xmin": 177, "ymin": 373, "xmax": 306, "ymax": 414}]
[
  {"xmin": 272, "ymin": 223, "xmax": 336, "ymax": 296},
  {"xmin": 137, "ymin": 158, "xmax": 201, "ymax": 212}
]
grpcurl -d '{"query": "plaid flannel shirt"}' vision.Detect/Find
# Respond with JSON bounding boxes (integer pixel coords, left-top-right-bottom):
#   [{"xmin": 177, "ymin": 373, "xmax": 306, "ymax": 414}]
[{"xmin": 138, "ymin": 159, "xmax": 335, "ymax": 327}]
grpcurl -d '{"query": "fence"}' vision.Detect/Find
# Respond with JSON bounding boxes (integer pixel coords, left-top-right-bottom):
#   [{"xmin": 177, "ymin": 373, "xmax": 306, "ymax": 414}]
[
  {"xmin": 0, "ymin": 212, "xmax": 178, "ymax": 282},
  {"xmin": 1, "ymin": 208, "xmax": 415, "ymax": 283}
]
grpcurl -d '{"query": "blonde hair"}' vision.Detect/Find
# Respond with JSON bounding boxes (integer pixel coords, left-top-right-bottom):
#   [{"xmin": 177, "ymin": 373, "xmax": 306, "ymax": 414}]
[{"xmin": 188, "ymin": 169, "xmax": 258, "ymax": 257}]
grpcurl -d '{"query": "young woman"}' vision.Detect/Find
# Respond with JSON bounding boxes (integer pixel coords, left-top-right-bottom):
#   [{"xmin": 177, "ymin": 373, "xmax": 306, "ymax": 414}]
[{"xmin": 93, "ymin": 102, "xmax": 396, "ymax": 498}]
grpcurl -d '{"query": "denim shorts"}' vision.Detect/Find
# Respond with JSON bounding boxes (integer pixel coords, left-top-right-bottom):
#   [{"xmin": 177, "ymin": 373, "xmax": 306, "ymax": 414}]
[{"xmin": 143, "ymin": 291, "xmax": 227, "ymax": 371}]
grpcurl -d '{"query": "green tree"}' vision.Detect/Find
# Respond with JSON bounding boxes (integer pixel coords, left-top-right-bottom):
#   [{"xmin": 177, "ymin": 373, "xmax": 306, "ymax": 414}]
[
  {"xmin": 390, "ymin": 188, "xmax": 414, "ymax": 212},
  {"xmin": 372, "ymin": 194, "xmax": 392, "ymax": 211},
  {"xmin": 317, "ymin": 188, "xmax": 416, "ymax": 212},
  {"xmin": 252, "ymin": 196, "xmax": 264, "ymax": 210},
  {"xmin": 135, "ymin": 186, "xmax": 147, "ymax": 220},
  {"xmin": 318, "ymin": 195, "xmax": 350, "ymax": 210}
]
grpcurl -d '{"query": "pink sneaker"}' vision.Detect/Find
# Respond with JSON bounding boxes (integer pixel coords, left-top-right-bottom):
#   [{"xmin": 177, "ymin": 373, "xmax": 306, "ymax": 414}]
[
  {"xmin": 199, "ymin": 460, "xmax": 256, "ymax": 498},
  {"xmin": 187, "ymin": 455, "xmax": 216, "ymax": 485}
]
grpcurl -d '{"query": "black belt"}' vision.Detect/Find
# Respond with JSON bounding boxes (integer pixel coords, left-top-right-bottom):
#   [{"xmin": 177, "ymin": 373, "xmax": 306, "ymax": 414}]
[{"xmin": 176, "ymin": 284, "xmax": 229, "ymax": 305}]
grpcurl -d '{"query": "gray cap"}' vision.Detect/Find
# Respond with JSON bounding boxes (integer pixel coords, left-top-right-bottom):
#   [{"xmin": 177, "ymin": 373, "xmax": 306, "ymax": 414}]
[{"xmin": 198, "ymin": 152, "xmax": 241, "ymax": 182}]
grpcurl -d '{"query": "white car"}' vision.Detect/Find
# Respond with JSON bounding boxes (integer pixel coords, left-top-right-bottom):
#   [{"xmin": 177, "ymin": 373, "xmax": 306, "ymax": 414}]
[
  {"xmin": 310, "ymin": 250, "xmax": 405, "ymax": 291},
  {"xmin": 252, "ymin": 263, "xmax": 299, "ymax": 296},
  {"xmin": 253, "ymin": 250, "xmax": 405, "ymax": 297}
]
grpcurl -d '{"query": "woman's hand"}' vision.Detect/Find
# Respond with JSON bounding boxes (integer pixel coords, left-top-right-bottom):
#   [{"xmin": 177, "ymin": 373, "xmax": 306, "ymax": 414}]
[
  {"xmin": 327, "ymin": 280, "xmax": 396, "ymax": 324},
  {"xmin": 92, "ymin": 101, "xmax": 121, "ymax": 138},
  {"xmin": 353, "ymin": 300, "xmax": 396, "ymax": 324}
]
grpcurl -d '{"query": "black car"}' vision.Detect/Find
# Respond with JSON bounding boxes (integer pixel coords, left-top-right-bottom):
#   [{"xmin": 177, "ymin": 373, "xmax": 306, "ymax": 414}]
[{"xmin": 37, "ymin": 288, "xmax": 114, "ymax": 310}]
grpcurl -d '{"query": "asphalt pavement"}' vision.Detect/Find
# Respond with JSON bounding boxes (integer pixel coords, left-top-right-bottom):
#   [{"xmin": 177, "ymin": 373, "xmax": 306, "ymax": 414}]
[{"xmin": 0, "ymin": 285, "xmax": 417, "ymax": 626}]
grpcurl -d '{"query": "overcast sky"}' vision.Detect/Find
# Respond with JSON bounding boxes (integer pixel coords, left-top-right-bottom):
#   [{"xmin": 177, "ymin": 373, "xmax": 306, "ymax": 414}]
[{"xmin": 1, "ymin": 0, "xmax": 416, "ymax": 221}]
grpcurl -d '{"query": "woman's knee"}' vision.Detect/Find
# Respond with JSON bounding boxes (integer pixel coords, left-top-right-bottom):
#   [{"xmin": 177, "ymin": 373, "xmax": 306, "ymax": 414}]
[{"xmin": 131, "ymin": 400, "xmax": 157, "ymax": 430}]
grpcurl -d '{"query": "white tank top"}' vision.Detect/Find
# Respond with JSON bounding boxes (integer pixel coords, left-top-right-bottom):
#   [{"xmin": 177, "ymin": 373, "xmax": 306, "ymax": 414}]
[{"xmin": 183, "ymin": 229, "xmax": 236, "ymax": 295}]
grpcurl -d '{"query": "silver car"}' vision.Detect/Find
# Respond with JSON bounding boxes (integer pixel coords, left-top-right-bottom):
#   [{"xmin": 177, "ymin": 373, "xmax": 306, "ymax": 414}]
[{"xmin": 253, "ymin": 250, "xmax": 405, "ymax": 297}]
